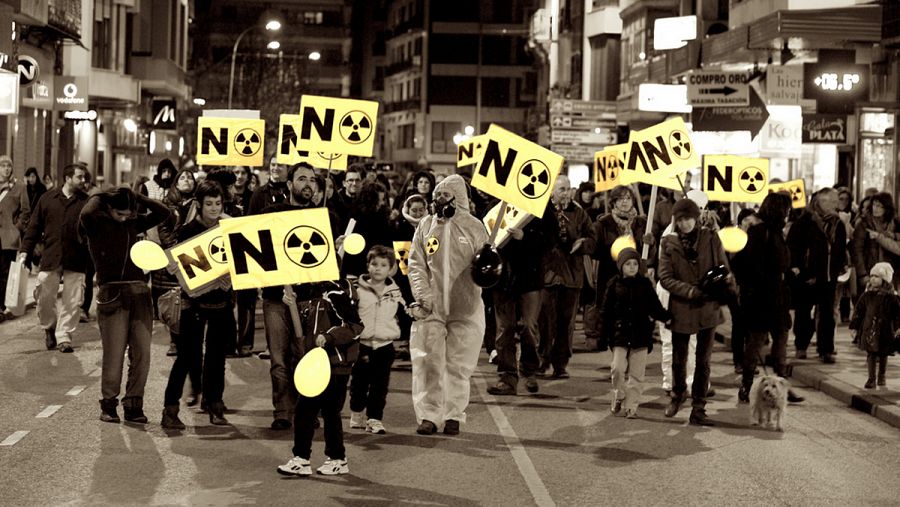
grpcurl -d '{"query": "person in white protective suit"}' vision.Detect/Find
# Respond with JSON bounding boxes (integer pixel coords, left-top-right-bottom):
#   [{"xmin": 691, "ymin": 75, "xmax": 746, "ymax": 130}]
[{"xmin": 407, "ymin": 174, "xmax": 489, "ymax": 436}]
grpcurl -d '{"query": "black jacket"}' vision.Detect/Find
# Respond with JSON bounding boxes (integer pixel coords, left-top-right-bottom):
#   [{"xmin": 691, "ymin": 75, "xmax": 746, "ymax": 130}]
[
  {"xmin": 294, "ymin": 279, "xmax": 364, "ymax": 376},
  {"xmin": 599, "ymin": 274, "xmax": 671, "ymax": 351},
  {"xmin": 787, "ymin": 209, "xmax": 847, "ymax": 284},
  {"xmin": 498, "ymin": 205, "xmax": 557, "ymax": 294},
  {"xmin": 247, "ymin": 181, "xmax": 289, "ymax": 216},
  {"xmin": 340, "ymin": 209, "xmax": 393, "ymax": 278},
  {"xmin": 732, "ymin": 222, "xmax": 792, "ymax": 332},
  {"xmin": 20, "ymin": 189, "xmax": 89, "ymax": 273},
  {"xmin": 592, "ymin": 213, "xmax": 651, "ymax": 292}
]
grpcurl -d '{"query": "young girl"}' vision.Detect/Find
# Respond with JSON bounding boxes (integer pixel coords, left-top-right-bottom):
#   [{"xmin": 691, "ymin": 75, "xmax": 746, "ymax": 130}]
[
  {"xmin": 850, "ymin": 262, "xmax": 900, "ymax": 389},
  {"xmin": 600, "ymin": 247, "xmax": 671, "ymax": 418},
  {"xmin": 349, "ymin": 246, "xmax": 406, "ymax": 434}
]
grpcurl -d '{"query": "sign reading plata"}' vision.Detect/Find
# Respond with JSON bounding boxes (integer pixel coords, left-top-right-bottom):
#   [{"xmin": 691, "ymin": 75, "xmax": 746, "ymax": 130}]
[
  {"xmin": 197, "ymin": 116, "xmax": 266, "ymax": 167},
  {"xmin": 277, "ymin": 114, "xmax": 348, "ymax": 169},
  {"xmin": 54, "ymin": 76, "xmax": 88, "ymax": 111},
  {"xmin": 297, "ymin": 95, "xmax": 379, "ymax": 157},
  {"xmin": 687, "ymin": 71, "xmax": 750, "ymax": 107},
  {"xmin": 801, "ymin": 114, "xmax": 847, "ymax": 144},
  {"xmin": 702, "ymin": 155, "xmax": 769, "ymax": 203}
]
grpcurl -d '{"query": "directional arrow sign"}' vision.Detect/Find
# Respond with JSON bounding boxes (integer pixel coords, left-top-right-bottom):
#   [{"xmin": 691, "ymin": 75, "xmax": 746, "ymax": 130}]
[
  {"xmin": 687, "ymin": 71, "xmax": 750, "ymax": 107},
  {"xmin": 692, "ymin": 85, "xmax": 769, "ymax": 138}
]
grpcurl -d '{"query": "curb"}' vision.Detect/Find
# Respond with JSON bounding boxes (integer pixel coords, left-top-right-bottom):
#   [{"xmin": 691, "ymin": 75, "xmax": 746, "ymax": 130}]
[{"xmin": 792, "ymin": 364, "xmax": 900, "ymax": 430}]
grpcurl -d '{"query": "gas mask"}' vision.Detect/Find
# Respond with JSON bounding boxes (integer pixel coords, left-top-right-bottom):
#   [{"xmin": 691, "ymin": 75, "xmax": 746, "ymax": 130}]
[{"xmin": 430, "ymin": 196, "xmax": 456, "ymax": 219}]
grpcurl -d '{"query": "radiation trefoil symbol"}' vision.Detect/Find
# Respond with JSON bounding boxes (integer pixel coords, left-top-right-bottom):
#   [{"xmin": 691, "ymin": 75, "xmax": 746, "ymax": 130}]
[
  {"xmin": 284, "ymin": 226, "xmax": 330, "ymax": 268},
  {"xmin": 234, "ymin": 129, "xmax": 262, "ymax": 156},
  {"xmin": 339, "ymin": 111, "xmax": 373, "ymax": 145},
  {"xmin": 317, "ymin": 152, "xmax": 342, "ymax": 162},
  {"xmin": 396, "ymin": 248, "xmax": 410, "ymax": 273},
  {"xmin": 208, "ymin": 236, "xmax": 228, "ymax": 264},
  {"xmin": 425, "ymin": 237, "xmax": 440, "ymax": 256},
  {"xmin": 788, "ymin": 185, "xmax": 804, "ymax": 203},
  {"xmin": 517, "ymin": 160, "xmax": 551, "ymax": 200},
  {"xmin": 668, "ymin": 130, "xmax": 692, "ymax": 160},
  {"xmin": 738, "ymin": 167, "xmax": 765, "ymax": 194}
]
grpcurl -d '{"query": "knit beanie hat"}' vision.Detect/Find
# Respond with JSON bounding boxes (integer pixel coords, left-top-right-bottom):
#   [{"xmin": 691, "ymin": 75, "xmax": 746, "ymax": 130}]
[
  {"xmin": 870, "ymin": 262, "xmax": 894, "ymax": 285},
  {"xmin": 617, "ymin": 247, "xmax": 640, "ymax": 273},
  {"xmin": 672, "ymin": 198, "xmax": 701, "ymax": 222}
]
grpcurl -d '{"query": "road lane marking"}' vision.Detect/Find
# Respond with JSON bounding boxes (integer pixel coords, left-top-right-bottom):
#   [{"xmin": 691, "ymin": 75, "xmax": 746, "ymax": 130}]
[
  {"xmin": 473, "ymin": 376, "xmax": 555, "ymax": 507},
  {"xmin": 225, "ymin": 364, "xmax": 247, "ymax": 386},
  {"xmin": 88, "ymin": 368, "xmax": 101, "ymax": 377},
  {"xmin": 36, "ymin": 405, "xmax": 63, "ymax": 418},
  {"xmin": 66, "ymin": 386, "xmax": 86, "ymax": 396},
  {"xmin": 0, "ymin": 431, "xmax": 29, "ymax": 446}
]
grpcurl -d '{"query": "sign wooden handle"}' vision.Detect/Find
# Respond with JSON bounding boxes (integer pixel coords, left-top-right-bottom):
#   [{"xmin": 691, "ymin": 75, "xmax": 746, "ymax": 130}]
[
  {"xmin": 284, "ymin": 285, "xmax": 304, "ymax": 339},
  {"xmin": 488, "ymin": 201, "xmax": 507, "ymax": 247},
  {"xmin": 642, "ymin": 185, "xmax": 658, "ymax": 260}
]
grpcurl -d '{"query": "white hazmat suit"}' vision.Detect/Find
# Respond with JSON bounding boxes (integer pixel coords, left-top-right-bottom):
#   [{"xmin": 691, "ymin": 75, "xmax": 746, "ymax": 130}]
[{"xmin": 408, "ymin": 175, "xmax": 488, "ymax": 429}]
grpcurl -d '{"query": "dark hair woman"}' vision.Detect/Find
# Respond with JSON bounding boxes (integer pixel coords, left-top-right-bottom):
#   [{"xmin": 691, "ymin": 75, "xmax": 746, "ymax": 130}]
[
  {"xmin": 853, "ymin": 192, "xmax": 899, "ymax": 290},
  {"xmin": 342, "ymin": 181, "xmax": 393, "ymax": 278}
]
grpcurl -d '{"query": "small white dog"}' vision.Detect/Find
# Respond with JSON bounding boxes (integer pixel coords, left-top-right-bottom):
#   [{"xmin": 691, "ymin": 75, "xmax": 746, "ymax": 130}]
[{"xmin": 749, "ymin": 375, "xmax": 789, "ymax": 432}]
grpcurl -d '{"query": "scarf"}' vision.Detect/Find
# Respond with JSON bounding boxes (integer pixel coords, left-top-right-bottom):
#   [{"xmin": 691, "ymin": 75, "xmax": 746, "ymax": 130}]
[
  {"xmin": 678, "ymin": 227, "xmax": 699, "ymax": 262},
  {"xmin": 611, "ymin": 206, "xmax": 637, "ymax": 236},
  {"xmin": 811, "ymin": 199, "xmax": 839, "ymax": 243}
]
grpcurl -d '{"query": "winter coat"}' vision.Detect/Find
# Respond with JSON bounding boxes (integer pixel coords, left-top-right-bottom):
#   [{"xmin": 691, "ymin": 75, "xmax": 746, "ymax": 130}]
[
  {"xmin": 787, "ymin": 208, "xmax": 848, "ymax": 285},
  {"xmin": 732, "ymin": 222, "xmax": 793, "ymax": 332},
  {"xmin": 542, "ymin": 201, "xmax": 596, "ymax": 289},
  {"xmin": 247, "ymin": 181, "xmax": 290, "ymax": 216},
  {"xmin": 498, "ymin": 204, "xmax": 557, "ymax": 295},
  {"xmin": 658, "ymin": 227, "xmax": 729, "ymax": 335},
  {"xmin": 296, "ymin": 280, "xmax": 364, "ymax": 376},
  {"xmin": 408, "ymin": 175, "xmax": 488, "ymax": 318},
  {"xmin": 593, "ymin": 212, "xmax": 650, "ymax": 292},
  {"xmin": 0, "ymin": 181, "xmax": 30, "ymax": 251},
  {"xmin": 26, "ymin": 181, "xmax": 46, "ymax": 210},
  {"xmin": 599, "ymin": 274, "xmax": 671, "ymax": 351},
  {"xmin": 20, "ymin": 189, "xmax": 89, "ymax": 273},
  {"xmin": 852, "ymin": 215, "xmax": 899, "ymax": 279},
  {"xmin": 355, "ymin": 275, "xmax": 406, "ymax": 348},
  {"xmin": 340, "ymin": 209, "xmax": 393, "ymax": 278},
  {"xmin": 850, "ymin": 287, "xmax": 900, "ymax": 355}
]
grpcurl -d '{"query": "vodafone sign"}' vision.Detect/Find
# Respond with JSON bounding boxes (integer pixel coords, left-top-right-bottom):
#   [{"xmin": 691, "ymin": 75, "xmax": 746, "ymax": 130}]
[{"xmin": 54, "ymin": 76, "xmax": 88, "ymax": 111}]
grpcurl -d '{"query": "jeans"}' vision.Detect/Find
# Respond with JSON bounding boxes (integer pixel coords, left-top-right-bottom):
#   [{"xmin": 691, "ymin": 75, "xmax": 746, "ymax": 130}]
[
  {"xmin": 743, "ymin": 329, "xmax": 788, "ymax": 388},
  {"xmin": 97, "ymin": 283, "xmax": 153, "ymax": 401},
  {"xmin": 349, "ymin": 343, "xmax": 395, "ymax": 420},
  {"xmin": 538, "ymin": 286, "xmax": 580, "ymax": 372},
  {"xmin": 292, "ymin": 374, "xmax": 349, "ymax": 460},
  {"xmin": 164, "ymin": 304, "xmax": 234, "ymax": 406},
  {"xmin": 263, "ymin": 299, "xmax": 302, "ymax": 421},
  {"xmin": 236, "ymin": 289, "xmax": 258, "ymax": 351},
  {"xmin": 793, "ymin": 281, "xmax": 837, "ymax": 356},
  {"xmin": 495, "ymin": 290, "xmax": 542, "ymax": 385},
  {"xmin": 35, "ymin": 269, "xmax": 85, "ymax": 342},
  {"xmin": 671, "ymin": 328, "xmax": 715, "ymax": 412},
  {"xmin": 611, "ymin": 347, "xmax": 649, "ymax": 411},
  {"xmin": 82, "ymin": 261, "xmax": 95, "ymax": 314}
]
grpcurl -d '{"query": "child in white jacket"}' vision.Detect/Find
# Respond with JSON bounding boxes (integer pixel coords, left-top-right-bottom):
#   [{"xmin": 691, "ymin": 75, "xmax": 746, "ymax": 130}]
[{"xmin": 349, "ymin": 245, "xmax": 407, "ymax": 434}]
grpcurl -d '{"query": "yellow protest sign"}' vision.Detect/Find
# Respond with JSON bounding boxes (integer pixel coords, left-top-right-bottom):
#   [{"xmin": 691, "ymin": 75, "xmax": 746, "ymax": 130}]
[
  {"xmin": 297, "ymin": 95, "xmax": 379, "ymax": 157},
  {"xmin": 457, "ymin": 135, "xmax": 486, "ymax": 167},
  {"xmin": 165, "ymin": 225, "xmax": 231, "ymax": 297},
  {"xmin": 196, "ymin": 117, "xmax": 265, "ymax": 167},
  {"xmin": 393, "ymin": 241, "xmax": 412, "ymax": 275},
  {"xmin": 276, "ymin": 114, "xmax": 348, "ymax": 170},
  {"xmin": 594, "ymin": 146, "xmax": 625, "ymax": 192},
  {"xmin": 702, "ymin": 155, "xmax": 770, "ymax": 203},
  {"xmin": 768, "ymin": 179, "xmax": 807, "ymax": 208},
  {"xmin": 472, "ymin": 124, "xmax": 563, "ymax": 218},
  {"xmin": 621, "ymin": 117, "xmax": 698, "ymax": 187},
  {"xmin": 219, "ymin": 208, "xmax": 339, "ymax": 290},
  {"xmin": 482, "ymin": 201, "xmax": 534, "ymax": 248}
]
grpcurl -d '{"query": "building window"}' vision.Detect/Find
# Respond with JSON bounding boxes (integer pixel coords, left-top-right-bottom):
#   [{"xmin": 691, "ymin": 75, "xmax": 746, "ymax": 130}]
[
  {"xmin": 399, "ymin": 124, "xmax": 415, "ymax": 149},
  {"xmin": 304, "ymin": 11, "xmax": 324, "ymax": 24},
  {"xmin": 92, "ymin": 18, "xmax": 111, "ymax": 69},
  {"xmin": 412, "ymin": 77, "xmax": 421, "ymax": 98},
  {"xmin": 431, "ymin": 121, "xmax": 459, "ymax": 154}
]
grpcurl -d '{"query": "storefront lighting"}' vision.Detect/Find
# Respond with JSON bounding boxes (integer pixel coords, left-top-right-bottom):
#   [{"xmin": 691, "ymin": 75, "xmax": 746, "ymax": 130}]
[
  {"xmin": 123, "ymin": 118, "xmax": 137, "ymax": 133},
  {"xmin": 165, "ymin": 140, "xmax": 173, "ymax": 152},
  {"xmin": 149, "ymin": 131, "xmax": 156, "ymax": 153},
  {"xmin": 265, "ymin": 20, "xmax": 282, "ymax": 31},
  {"xmin": 193, "ymin": 97, "xmax": 206, "ymax": 106},
  {"xmin": 639, "ymin": 51, "xmax": 646, "ymax": 61},
  {"xmin": 179, "ymin": 137, "xmax": 185, "ymax": 157},
  {"xmin": 309, "ymin": 51, "xmax": 321, "ymax": 61}
]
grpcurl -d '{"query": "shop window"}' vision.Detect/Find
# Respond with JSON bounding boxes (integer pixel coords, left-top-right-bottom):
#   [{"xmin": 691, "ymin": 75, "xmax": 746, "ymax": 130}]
[{"xmin": 399, "ymin": 124, "xmax": 415, "ymax": 149}]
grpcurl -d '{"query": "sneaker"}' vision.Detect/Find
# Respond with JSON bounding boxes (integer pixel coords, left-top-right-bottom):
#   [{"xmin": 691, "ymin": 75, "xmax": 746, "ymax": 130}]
[
  {"xmin": 366, "ymin": 418, "xmax": 386, "ymax": 434},
  {"xmin": 738, "ymin": 386, "xmax": 750, "ymax": 403},
  {"xmin": 316, "ymin": 458, "xmax": 349, "ymax": 475},
  {"xmin": 166, "ymin": 342, "xmax": 178, "ymax": 357},
  {"xmin": 277, "ymin": 456, "xmax": 312, "ymax": 476},
  {"xmin": 795, "ymin": 349, "xmax": 807, "ymax": 359},
  {"xmin": 271, "ymin": 418, "xmax": 292, "ymax": 430},
  {"xmin": 624, "ymin": 408, "xmax": 638, "ymax": 419},
  {"xmin": 524, "ymin": 377, "xmax": 539, "ymax": 393},
  {"xmin": 443, "ymin": 419, "xmax": 460, "ymax": 435},
  {"xmin": 416, "ymin": 420, "xmax": 437, "ymax": 435},
  {"xmin": 488, "ymin": 349, "xmax": 499, "ymax": 365},
  {"xmin": 350, "ymin": 410, "xmax": 366, "ymax": 429},
  {"xmin": 58, "ymin": 342, "xmax": 74, "ymax": 353},
  {"xmin": 487, "ymin": 381, "xmax": 516, "ymax": 396},
  {"xmin": 258, "ymin": 349, "xmax": 271, "ymax": 360},
  {"xmin": 865, "ymin": 379, "xmax": 876, "ymax": 389},
  {"xmin": 611, "ymin": 398, "xmax": 623, "ymax": 415}
]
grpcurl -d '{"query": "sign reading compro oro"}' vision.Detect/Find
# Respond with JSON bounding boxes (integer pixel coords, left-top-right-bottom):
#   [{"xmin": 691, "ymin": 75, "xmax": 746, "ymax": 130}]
[
  {"xmin": 197, "ymin": 116, "xmax": 266, "ymax": 167},
  {"xmin": 298, "ymin": 95, "xmax": 379, "ymax": 157},
  {"xmin": 621, "ymin": 117, "xmax": 699, "ymax": 188},
  {"xmin": 482, "ymin": 201, "xmax": 533, "ymax": 248},
  {"xmin": 220, "ymin": 208, "xmax": 339, "ymax": 290},
  {"xmin": 472, "ymin": 124, "xmax": 563, "ymax": 218},
  {"xmin": 277, "ymin": 114, "xmax": 348, "ymax": 170},
  {"xmin": 768, "ymin": 179, "xmax": 807, "ymax": 209},
  {"xmin": 165, "ymin": 225, "xmax": 231, "ymax": 297},
  {"xmin": 702, "ymin": 155, "xmax": 769, "ymax": 203}
]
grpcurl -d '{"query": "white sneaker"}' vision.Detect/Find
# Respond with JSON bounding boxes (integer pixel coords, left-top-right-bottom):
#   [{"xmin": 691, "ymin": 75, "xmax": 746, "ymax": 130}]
[
  {"xmin": 349, "ymin": 410, "xmax": 366, "ymax": 429},
  {"xmin": 366, "ymin": 418, "xmax": 386, "ymax": 434},
  {"xmin": 316, "ymin": 457, "xmax": 349, "ymax": 475},
  {"xmin": 488, "ymin": 349, "xmax": 498, "ymax": 364},
  {"xmin": 277, "ymin": 456, "xmax": 312, "ymax": 476}
]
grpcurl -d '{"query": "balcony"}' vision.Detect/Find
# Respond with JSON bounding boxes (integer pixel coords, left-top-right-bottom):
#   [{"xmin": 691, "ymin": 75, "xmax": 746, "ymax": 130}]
[
  {"xmin": 384, "ymin": 98, "xmax": 421, "ymax": 113},
  {"xmin": 130, "ymin": 55, "xmax": 190, "ymax": 99},
  {"xmin": 385, "ymin": 57, "xmax": 421, "ymax": 77},
  {"xmin": 387, "ymin": 14, "xmax": 424, "ymax": 38}
]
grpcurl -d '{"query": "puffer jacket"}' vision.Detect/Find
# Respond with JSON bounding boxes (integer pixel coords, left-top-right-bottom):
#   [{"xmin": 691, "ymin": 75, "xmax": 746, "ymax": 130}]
[
  {"xmin": 355, "ymin": 275, "xmax": 406, "ymax": 348},
  {"xmin": 296, "ymin": 280, "xmax": 364, "ymax": 376},
  {"xmin": 408, "ymin": 174, "xmax": 488, "ymax": 317},
  {"xmin": 658, "ymin": 227, "xmax": 729, "ymax": 335},
  {"xmin": 599, "ymin": 274, "xmax": 671, "ymax": 351}
]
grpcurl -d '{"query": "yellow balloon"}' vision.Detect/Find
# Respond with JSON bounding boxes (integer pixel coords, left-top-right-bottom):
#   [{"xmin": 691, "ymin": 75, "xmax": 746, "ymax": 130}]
[
  {"xmin": 719, "ymin": 226, "xmax": 748, "ymax": 253},
  {"xmin": 129, "ymin": 240, "xmax": 169, "ymax": 270},
  {"xmin": 610, "ymin": 235, "xmax": 637, "ymax": 261},
  {"xmin": 294, "ymin": 347, "xmax": 331, "ymax": 398},
  {"xmin": 344, "ymin": 233, "xmax": 366, "ymax": 255}
]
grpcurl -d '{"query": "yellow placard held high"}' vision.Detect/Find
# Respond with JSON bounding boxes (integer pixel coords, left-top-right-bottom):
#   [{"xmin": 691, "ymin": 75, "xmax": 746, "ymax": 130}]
[
  {"xmin": 219, "ymin": 208, "xmax": 339, "ymax": 290},
  {"xmin": 594, "ymin": 146, "xmax": 625, "ymax": 192},
  {"xmin": 457, "ymin": 135, "xmax": 487, "ymax": 167},
  {"xmin": 472, "ymin": 124, "xmax": 563, "ymax": 218},
  {"xmin": 196, "ymin": 117, "xmax": 265, "ymax": 167},
  {"xmin": 297, "ymin": 95, "xmax": 379, "ymax": 157},
  {"xmin": 393, "ymin": 241, "xmax": 412, "ymax": 275},
  {"xmin": 165, "ymin": 225, "xmax": 231, "ymax": 297},
  {"xmin": 621, "ymin": 117, "xmax": 698, "ymax": 187},
  {"xmin": 768, "ymin": 179, "xmax": 807, "ymax": 208},
  {"xmin": 481, "ymin": 201, "xmax": 534, "ymax": 248},
  {"xmin": 276, "ymin": 114, "xmax": 348, "ymax": 170},
  {"xmin": 702, "ymin": 155, "xmax": 769, "ymax": 203}
]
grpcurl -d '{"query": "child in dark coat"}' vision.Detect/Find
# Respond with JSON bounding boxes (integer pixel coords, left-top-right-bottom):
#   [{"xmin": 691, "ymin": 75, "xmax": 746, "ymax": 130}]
[
  {"xmin": 600, "ymin": 248, "xmax": 672, "ymax": 418},
  {"xmin": 850, "ymin": 262, "xmax": 900, "ymax": 389}
]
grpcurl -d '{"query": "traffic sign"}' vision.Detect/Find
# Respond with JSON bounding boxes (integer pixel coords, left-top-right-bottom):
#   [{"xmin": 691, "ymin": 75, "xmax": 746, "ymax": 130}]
[
  {"xmin": 551, "ymin": 144, "xmax": 605, "ymax": 162},
  {"xmin": 548, "ymin": 99, "xmax": 616, "ymax": 119},
  {"xmin": 687, "ymin": 71, "xmax": 750, "ymax": 107},
  {"xmin": 551, "ymin": 129, "xmax": 616, "ymax": 145},
  {"xmin": 550, "ymin": 115, "xmax": 615, "ymax": 129},
  {"xmin": 692, "ymin": 86, "xmax": 769, "ymax": 137}
]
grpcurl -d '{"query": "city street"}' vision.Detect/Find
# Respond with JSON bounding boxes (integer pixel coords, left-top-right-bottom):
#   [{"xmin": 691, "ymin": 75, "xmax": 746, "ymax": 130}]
[{"xmin": 2, "ymin": 311, "xmax": 900, "ymax": 506}]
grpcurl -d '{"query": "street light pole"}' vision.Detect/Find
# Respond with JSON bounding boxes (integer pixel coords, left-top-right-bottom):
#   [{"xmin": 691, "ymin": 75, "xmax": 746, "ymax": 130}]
[{"xmin": 228, "ymin": 26, "xmax": 256, "ymax": 110}]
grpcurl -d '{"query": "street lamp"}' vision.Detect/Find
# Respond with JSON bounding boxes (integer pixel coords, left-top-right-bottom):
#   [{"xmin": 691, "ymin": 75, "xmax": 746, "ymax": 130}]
[
  {"xmin": 267, "ymin": 41, "xmax": 281, "ymax": 50},
  {"xmin": 308, "ymin": 51, "xmax": 321, "ymax": 61},
  {"xmin": 228, "ymin": 11, "xmax": 283, "ymax": 109}
]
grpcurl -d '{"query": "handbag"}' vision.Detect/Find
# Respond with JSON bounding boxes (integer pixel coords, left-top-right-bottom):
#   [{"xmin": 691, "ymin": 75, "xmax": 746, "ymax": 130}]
[
  {"xmin": 158, "ymin": 288, "xmax": 182, "ymax": 334},
  {"xmin": 4, "ymin": 260, "xmax": 28, "ymax": 316}
]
